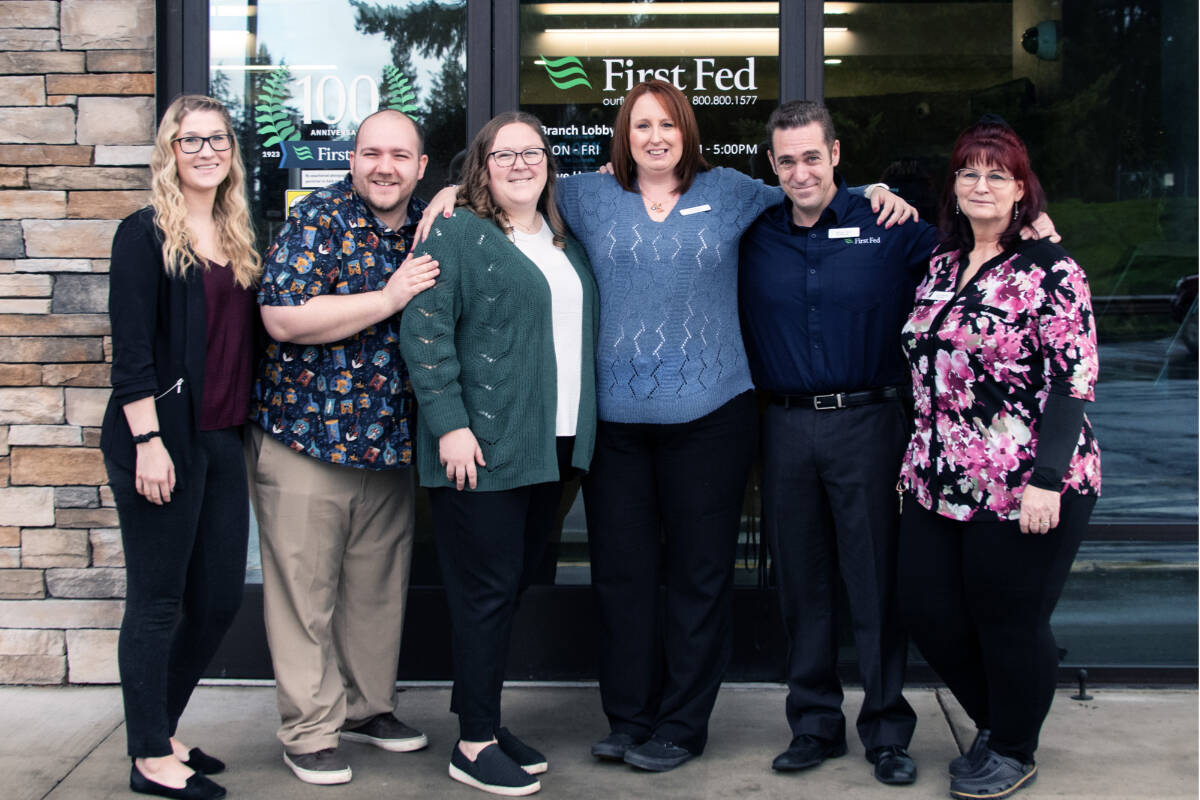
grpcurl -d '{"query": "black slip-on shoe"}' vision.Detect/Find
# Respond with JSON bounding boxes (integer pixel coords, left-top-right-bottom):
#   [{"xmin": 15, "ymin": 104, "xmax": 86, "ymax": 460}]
[
  {"xmin": 866, "ymin": 744, "xmax": 918, "ymax": 785},
  {"xmin": 622, "ymin": 736, "xmax": 695, "ymax": 772},
  {"xmin": 591, "ymin": 731, "xmax": 647, "ymax": 761},
  {"xmin": 949, "ymin": 749, "xmax": 1037, "ymax": 800},
  {"xmin": 449, "ymin": 743, "xmax": 541, "ymax": 796},
  {"xmin": 130, "ymin": 763, "xmax": 226, "ymax": 800},
  {"xmin": 181, "ymin": 747, "xmax": 225, "ymax": 776},
  {"xmin": 341, "ymin": 712, "xmax": 428, "ymax": 752},
  {"xmin": 496, "ymin": 727, "xmax": 548, "ymax": 774},
  {"xmin": 283, "ymin": 748, "xmax": 352, "ymax": 785},
  {"xmin": 771, "ymin": 734, "xmax": 848, "ymax": 771},
  {"xmin": 949, "ymin": 729, "xmax": 992, "ymax": 778}
]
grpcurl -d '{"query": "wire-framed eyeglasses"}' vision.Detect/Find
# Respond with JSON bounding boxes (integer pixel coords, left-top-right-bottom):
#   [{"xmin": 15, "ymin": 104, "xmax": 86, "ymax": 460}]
[{"xmin": 955, "ymin": 168, "xmax": 1016, "ymax": 189}]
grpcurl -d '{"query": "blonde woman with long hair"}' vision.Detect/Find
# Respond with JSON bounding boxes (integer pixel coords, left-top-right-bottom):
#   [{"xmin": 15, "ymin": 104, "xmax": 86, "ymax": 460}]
[{"xmin": 100, "ymin": 94, "xmax": 262, "ymax": 800}]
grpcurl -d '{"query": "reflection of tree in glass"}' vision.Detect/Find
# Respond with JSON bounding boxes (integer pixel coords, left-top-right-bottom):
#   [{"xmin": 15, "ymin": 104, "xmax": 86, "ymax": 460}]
[{"xmin": 351, "ymin": 0, "xmax": 467, "ymax": 195}]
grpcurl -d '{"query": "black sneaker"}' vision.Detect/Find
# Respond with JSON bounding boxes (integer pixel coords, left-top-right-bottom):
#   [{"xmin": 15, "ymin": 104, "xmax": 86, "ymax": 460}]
[
  {"xmin": 342, "ymin": 713, "xmax": 428, "ymax": 752},
  {"xmin": 950, "ymin": 749, "xmax": 1037, "ymax": 800},
  {"xmin": 591, "ymin": 731, "xmax": 647, "ymax": 761},
  {"xmin": 623, "ymin": 736, "xmax": 695, "ymax": 772},
  {"xmin": 497, "ymin": 727, "xmax": 548, "ymax": 774},
  {"xmin": 283, "ymin": 748, "xmax": 352, "ymax": 785},
  {"xmin": 949, "ymin": 729, "xmax": 991, "ymax": 777},
  {"xmin": 449, "ymin": 743, "xmax": 541, "ymax": 796}
]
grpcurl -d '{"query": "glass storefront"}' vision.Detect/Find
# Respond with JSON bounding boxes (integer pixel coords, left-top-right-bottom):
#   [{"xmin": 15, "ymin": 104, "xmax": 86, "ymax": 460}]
[{"xmin": 189, "ymin": 0, "xmax": 1196, "ymax": 676}]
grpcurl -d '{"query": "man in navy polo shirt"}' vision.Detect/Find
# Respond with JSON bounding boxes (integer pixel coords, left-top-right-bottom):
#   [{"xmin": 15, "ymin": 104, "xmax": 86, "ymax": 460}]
[
  {"xmin": 247, "ymin": 110, "xmax": 439, "ymax": 785},
  {"xmin": 739, "ymin": 100, "xmax": 937, "ymax": 786}
]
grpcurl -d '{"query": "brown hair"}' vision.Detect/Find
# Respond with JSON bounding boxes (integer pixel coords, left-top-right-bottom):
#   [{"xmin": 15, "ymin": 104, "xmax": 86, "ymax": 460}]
[
  {"xmin": 455, "ymin": 111, "xmax": 568, "ymax": 248},
  {"xmin": 610, "ymin": 79, "xmax": 710, "ymax": 194}
]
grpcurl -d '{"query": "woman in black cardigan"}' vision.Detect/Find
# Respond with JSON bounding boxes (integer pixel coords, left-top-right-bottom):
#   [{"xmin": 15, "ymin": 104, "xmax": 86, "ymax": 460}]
[{"xmin": 100, "ymin": 94, "xmax": 262, "ymax": 800}]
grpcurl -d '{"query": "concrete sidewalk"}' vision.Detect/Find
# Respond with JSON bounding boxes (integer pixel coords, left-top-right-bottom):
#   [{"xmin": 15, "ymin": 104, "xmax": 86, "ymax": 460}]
[{"xmin": 6, "ymin": 684, "xmax": 1196, "ymax": 800}]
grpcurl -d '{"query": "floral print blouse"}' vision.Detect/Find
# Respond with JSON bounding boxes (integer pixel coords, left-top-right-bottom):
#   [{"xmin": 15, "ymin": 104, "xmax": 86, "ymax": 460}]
[{"xmin": 899, "ymin": 240, "xmax": 1101, "ymax": 521}]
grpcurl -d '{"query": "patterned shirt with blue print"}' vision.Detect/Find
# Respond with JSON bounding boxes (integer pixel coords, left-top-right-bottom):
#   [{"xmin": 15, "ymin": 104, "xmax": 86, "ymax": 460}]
[{"xmin": 251, "ymin": 175, "xmax": 427, "ymax": 469}]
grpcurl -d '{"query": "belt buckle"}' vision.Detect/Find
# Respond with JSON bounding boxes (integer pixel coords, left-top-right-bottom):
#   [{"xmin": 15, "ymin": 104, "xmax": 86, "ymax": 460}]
[{"xmin": 813, "ymin": 393, "xmax": 843, "ymax": 410}]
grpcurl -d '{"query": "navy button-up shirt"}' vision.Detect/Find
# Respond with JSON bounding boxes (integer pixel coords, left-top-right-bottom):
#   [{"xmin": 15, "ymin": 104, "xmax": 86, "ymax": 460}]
[{"xmin": 739, "ymin": 174, "xmax": 939, "ymax": 395}]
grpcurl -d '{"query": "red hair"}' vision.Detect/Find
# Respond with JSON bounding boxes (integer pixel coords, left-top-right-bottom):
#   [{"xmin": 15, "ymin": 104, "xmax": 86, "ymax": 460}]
[
  {"xmin": 938, "ymin": 119, "xmax": 1047, "ymax": 253},
  {"xmin": 610, "ymin": 80, "xmax": 710, "ymax": 193}
]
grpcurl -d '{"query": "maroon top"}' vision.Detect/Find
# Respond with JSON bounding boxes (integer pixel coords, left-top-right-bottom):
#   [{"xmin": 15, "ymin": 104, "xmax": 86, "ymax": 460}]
[{"xmin": 200, "ymin": 261, "xmax": 256, "ymax": 431}]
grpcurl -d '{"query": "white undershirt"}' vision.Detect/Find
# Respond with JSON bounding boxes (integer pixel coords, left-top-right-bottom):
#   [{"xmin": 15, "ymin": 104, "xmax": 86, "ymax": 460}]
[{"xmin": 509, "ymin": 215, "xmax": 584, "ymax": 437}]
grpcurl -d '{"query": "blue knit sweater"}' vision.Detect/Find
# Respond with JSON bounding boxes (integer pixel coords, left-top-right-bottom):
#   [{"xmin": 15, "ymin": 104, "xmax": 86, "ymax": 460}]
[{"xmin": 557, "ymin": 168, "xmax": 782, "ymax": 424}]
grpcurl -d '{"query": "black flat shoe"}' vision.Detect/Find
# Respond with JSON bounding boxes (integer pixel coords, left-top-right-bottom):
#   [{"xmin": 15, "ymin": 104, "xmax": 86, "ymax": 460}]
[
  {"xmin": 181, "ymin": 747, "xmax": 226, "ymax": 775},
  {"xmin": 130, "ymin": 763, "xmax": 227, "ymax": 800}
]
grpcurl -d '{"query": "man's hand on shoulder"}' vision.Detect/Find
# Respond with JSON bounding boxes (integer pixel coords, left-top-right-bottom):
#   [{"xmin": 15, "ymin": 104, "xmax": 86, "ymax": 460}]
[
  {"xmin": 384, "ymin": 252, "xmax": 439, "ymax": 312},
  {"xmin": 867, "ymin": 185, "xmax": 919, "ymax": 229}
]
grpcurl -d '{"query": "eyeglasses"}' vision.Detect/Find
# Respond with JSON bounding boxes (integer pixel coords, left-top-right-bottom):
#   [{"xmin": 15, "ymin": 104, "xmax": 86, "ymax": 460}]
[
  {"xmin": 488, "ymin": 148, "xmax": 547, "ymax": 168},
  {"xmin": 955, "ymin": 168, "xmax": 1016, "ymax": 189},
  {"xmin": 173, "ymin": 134, "xmax": 234, "ymax": 154}
]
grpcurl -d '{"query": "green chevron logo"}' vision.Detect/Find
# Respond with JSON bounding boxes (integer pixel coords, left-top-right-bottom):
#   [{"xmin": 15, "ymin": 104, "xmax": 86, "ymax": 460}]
[
  {"xmin": 293, "ymin": 146, "xmax": 314, "ymax": 161},
  {"xmin": 541, "ymin": 54, "xmax": 592, "ymax": 90}
]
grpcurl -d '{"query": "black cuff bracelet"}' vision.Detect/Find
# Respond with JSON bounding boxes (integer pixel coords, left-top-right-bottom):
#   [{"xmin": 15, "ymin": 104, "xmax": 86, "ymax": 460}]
[{"xmin": 131, "ymin": 430, "xmax": 161, "ymax": 445}]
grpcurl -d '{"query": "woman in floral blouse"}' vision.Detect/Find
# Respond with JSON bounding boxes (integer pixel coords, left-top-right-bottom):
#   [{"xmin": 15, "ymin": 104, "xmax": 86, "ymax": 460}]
[{"xmin": 896, "ymin": 117, "xmax": 1100, "ymax": 800}]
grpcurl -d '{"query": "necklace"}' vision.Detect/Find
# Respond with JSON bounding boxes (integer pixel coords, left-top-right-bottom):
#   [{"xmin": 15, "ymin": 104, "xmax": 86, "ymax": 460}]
[
  {"xmin": 508, "ymin": 215, "xmax": 541, "ymax": 234},
  {"xmin": 644, "ymin": 194, "xmax": 674, "ymax": 214}
]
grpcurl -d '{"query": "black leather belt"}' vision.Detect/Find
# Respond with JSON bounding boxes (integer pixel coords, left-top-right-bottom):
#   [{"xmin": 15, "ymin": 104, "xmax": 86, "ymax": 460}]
[{"xmin": 771, "ymin": 386, "xmax": 900, "ymax": 410}]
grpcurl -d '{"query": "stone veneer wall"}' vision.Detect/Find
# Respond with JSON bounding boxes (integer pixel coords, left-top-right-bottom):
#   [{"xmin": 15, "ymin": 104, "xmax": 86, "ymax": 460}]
[{"xmin": 0, "ymin": 0, "xmax": 155, "ymax": 684}]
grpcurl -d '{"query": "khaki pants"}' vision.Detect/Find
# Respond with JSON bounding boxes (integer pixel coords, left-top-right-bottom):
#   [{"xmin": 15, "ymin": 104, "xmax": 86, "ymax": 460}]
[{"xmin": 246, "ymin": 426, "xmax": 415, "ymax": 754}]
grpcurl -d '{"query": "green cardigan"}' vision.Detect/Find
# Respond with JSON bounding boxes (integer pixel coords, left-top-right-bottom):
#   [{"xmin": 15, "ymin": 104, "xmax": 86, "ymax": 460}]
[{"xmin": 399, "ymin": 209, "xmax": 599, "ymax": 491}]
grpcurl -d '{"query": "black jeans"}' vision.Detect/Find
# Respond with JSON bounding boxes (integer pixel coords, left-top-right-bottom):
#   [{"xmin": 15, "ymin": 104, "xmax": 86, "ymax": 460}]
[
  {"xmin": 430, "ymin": 437, "xmax": 572, "ymax": 742},
  {"xmin": 107, "ymin": 426, "xmax": 249, "ymax": 758},
  {"xmin": 582, "ymin": 391, "xmax": 757, "ymax": 755},
  {"xmin": 897, "ymin": 491, "xmax": 1095, "ymax": 764},
  {"xmin": 762, "ymin": 398, "xmax": 916, "ymax": 750}
]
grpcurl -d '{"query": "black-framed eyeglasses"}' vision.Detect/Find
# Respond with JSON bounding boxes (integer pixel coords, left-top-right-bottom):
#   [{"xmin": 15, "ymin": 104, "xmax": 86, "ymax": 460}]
[
  {"xmin": 173, "ymin": 134, "xmax": 234, "ymax": 154},
  {"xmin": 488, "ymin": 148, "xmax": 547, "ymax": 168}
]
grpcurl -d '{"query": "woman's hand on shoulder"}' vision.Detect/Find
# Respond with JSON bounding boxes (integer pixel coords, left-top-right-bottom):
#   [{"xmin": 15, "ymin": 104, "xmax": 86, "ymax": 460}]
[
  {"xmin": 1019, "ymin": 485, "xmax": 1060, "ymax": 534},
  {"xmin": 134, "ymin": 438, "xmax": 176, "ymax": 505},
  {"xmin": 439, "ymin": 427, "xmax": 486, "ymax": 491},
  {"xmin": 415, "ymin": 185, "xmax": 459, "ymax": 243}
]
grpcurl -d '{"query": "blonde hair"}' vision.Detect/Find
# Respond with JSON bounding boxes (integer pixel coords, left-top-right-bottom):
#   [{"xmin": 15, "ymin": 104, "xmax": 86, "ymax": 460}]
[
  {"xmin": 150, "ymin": 94, "xmax": 262, "ymax": 288},
  {"xmin": 456, "ymin": 111, "xmax": 568, "ymax": 249}
]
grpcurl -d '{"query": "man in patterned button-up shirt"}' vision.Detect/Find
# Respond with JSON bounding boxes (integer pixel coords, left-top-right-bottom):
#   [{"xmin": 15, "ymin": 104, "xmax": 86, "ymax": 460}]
[{"xmin": 246, "ymin": 110, "xmax": 439, "ymax": 785}]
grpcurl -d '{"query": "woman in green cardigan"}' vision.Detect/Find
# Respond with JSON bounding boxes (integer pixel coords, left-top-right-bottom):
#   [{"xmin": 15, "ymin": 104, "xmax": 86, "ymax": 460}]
[{"xmin": 399, "ymin": 111, "xmax": 598, "ymax": 797}]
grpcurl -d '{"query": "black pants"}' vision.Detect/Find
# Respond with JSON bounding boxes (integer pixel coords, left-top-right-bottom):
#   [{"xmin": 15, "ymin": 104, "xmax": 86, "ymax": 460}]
[
  {"xmin": 762, "ymin": 399, "xmax": 916, "ymax": 750},
  {"xmin": 430, "ymin": 438, "xmax": 572, "ymax": 742},
  {"xmin": 107, "ymin": 426, "xmax": 249, "ymax": 758},
  {"xmin": 583, "ymin": 391, "xmax": 757, "ymax": 754},
  {"xmin": 897, "ymin": 491, "xmax": 1094, "ymax": 764}
]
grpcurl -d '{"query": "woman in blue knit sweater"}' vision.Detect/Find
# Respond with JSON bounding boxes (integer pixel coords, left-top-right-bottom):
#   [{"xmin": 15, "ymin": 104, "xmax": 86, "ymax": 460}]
[{"xmin": 418, "ymin": 81, "xmax": 910, "ymax": 773}]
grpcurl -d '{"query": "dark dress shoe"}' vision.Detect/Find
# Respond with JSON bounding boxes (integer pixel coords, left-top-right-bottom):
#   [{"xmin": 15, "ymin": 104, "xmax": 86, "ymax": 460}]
[
  {"xmin": 771, "ymin": 734, "xmax": 848, "ymax": 771},
  {"xmin": 623, "ymin": 736, "xmax": 695, "ymax": 772},
  {"xmin": 181, "ymin": 747, "xmax": 225, "ymax": 775},
  {"xmin": 591, "ymin": 731, "xmax": 647, "ymax": 761},
  {"xmin": 867, "ymin": 744, "xmax": 918, "ymax": 785},
  {"xmin": 130, "ymin": 762, "xmax": 227, "ymax": 799}
]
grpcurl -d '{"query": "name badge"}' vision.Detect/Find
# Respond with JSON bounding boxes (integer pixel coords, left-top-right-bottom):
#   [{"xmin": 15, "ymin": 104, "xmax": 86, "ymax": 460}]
[
  {"xmin": 929, "ymin": 290, "xmax": 954, "ymax": 301},
  {"xmin": 679, "ymin": 204, "xmax": 711, "ymax": 216},
  {"xmin": 829, "ymin": 226, "xmax": 859, "ymax": 238}
]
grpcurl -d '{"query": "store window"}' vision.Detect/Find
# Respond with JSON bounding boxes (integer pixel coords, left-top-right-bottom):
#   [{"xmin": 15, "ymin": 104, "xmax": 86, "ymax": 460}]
[
  {"xmin": 823, "ymin": 0, "xmax": 1198, "ymax": 670},
  {"xmin": 207, "ymin": 0, "xmax": 468, "ymax": 585}
]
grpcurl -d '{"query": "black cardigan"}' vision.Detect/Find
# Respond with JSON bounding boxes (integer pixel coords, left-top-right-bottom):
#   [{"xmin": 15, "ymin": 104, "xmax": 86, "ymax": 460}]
[{"xmin": 100, "ymin": 207, "xmax": 208, "ymax": 471}]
